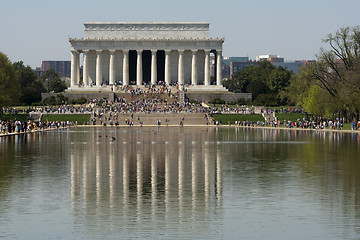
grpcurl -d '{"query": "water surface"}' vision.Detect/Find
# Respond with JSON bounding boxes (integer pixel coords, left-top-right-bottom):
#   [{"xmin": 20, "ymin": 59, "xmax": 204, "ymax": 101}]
[{"xmin": 0, "ymin": 127, "xmax": 359, "ymax": 239}]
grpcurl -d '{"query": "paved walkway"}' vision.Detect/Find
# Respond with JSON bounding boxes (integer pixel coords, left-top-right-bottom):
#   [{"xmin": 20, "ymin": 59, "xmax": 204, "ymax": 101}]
[
  {"xmin": 0, "ymin": 127, "xmax": 68, "ymax": 138},
  {"xmin": 2, "ymin": 123, "xmax": 359, "ymax": 138}
]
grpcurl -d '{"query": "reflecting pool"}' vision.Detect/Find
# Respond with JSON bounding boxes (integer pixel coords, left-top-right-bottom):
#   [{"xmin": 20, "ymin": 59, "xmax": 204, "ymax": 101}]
[{"xmin": 0, "ymin": 127, "xmax": 360, "ymax": 239}]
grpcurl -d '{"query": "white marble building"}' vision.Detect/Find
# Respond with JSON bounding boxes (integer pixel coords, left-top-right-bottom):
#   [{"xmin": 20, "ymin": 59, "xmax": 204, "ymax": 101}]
[{"xmin": 68, "ymin": 22, "xmax": 225, "ymax": 91}]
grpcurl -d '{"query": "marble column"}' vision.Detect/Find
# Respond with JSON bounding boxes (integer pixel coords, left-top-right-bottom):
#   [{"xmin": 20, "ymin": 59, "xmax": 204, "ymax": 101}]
[
  {"xmin": 216, "ymin": 150, "xmax": 222, "ymax": 205},
  {"xmin": 178, "ymin": 140, "xmax": 185, "ymax": 214},
  {"xmin": 83, "ymin": 50, "xmax": 89, "ymax": 86},
  {"xmin": 123, "ymin": 142, "xmax": 129, "ymax": 210},
  {"xmin": 178, "ymin": 50, "xmax": 184, "ymax": 85},
  {"xmin": 216, "ymin": 50, "xmax": 223, "ymax": 86},
  {"xmin": 164, "ymin": 50, "xmax": 171, "ymax": 85},
  {"xmin": 136, "ymin": 50, "xmax": 143, "ymax": 86},
  {"xmin": 151, "ymin": 143, "xmax": 158, "ymax": 210},
  {"xmin": 123, "ymin": 50, "xmax": 129, "ymax": 85},
  {"xmin": 136, "ymin": 152, "xmax": 143, "ymax": 211},
  {"xmin": 109, "ymin": 50, "xmax": 115, "ymax": 85},
  {"xmin": 191, "ymin": 50, "xmax": 198, "ymax": 85},
  {"xmin": 96, "ymin": 146, "xmax": 101, "ymax": 203},
  {"xmin": 70, "ymin": 50, "xmax": 78, "ymax": 87},
  {"xmin": 151, "ymin": 50, "xmax": 157, "ymax": 85},
  {"xmin": 204, "ymin": 50, "xmax": 210, "ymax": 85},
  {"xmin": 76, "ymin": 53, "xmax": 80, "ymax": 86},
  {"xmin": 96, "ymin": 50, "xmax": 102, "ymax": 87}
]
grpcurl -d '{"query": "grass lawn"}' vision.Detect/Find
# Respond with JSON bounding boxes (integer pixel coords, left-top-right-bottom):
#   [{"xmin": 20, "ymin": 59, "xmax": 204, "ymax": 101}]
[
  {"xmin": 41, "ymin": 114, "xmax": 91, "ymax": 125},
  {"xmin": 212, "ymin": 114, "xmax": 264, "ymax": 124},
  {"xmin": 276, "ymin": 113, "xmax": 306, "ymax": 122},
  {"xmin": 342, "ymin": 123, "xmax": 351, "ymax": 130},
  {"xmin": 0, "ymin": 114, "xmax": 29, "ymax": 121}
]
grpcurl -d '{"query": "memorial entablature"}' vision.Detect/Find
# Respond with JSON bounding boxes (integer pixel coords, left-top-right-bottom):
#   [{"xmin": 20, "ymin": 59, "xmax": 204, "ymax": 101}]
[{"xmin": 68, "ymin": 22, "xmax": 226, "ymax": 92}]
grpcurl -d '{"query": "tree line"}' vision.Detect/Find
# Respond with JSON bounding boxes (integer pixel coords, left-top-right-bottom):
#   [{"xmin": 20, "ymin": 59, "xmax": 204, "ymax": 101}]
[
  {"xmin": 224, "ymin": 26, "xmax": 360, "ymax": 121},
  {"xmin": 0, "ymin": 52, "xmax": 67, "ymax": 108}
]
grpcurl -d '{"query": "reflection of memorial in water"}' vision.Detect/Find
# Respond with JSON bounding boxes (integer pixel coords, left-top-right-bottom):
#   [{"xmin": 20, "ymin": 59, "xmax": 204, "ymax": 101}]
[
  {"xmin": 2, "ymin": 127, "xmax": 360, "ymax": 239},
  {"xmin": 70, "ymin": 128, "xmax": 222, "ymax": 234}
]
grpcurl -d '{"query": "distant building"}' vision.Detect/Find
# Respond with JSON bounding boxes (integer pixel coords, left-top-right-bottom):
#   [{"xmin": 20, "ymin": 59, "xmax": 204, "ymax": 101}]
[
  {"xmin": 274, "ymin": 60, "xmax": 316, "ymax": 73},
  {"xmin": 273, "ymin": 62, "xmax": 303, "ymax": 73},
  {"xmin": 41, "ymin": 61, "xmax": 71, "ymax": 77},
  {"xmin": 256, "ymin": 54, "xmax": 283, "ymax": 62},
  {"xmin": 33, "ymin": 67, "xmax": 43, "ymax": 77},
  {"xmin": 268, "ymin": 57, "xmax": 284, "ymax": 63},
  {"xmin": 229, "ymin": 61, "xmax": 258, "ymax": 78},
  {"xmin": 256, "ymin": 55, "xmax": 316, "ymax": 73},
  {"xmin": 223, "ymin": 57, "xmax": 249, "ymax": 66},
  {"xmin": 221, "ymin": 57, "xmax": 250, "ymax": 79},
  {"xmin": 298, "ymin": 60, "xmax": 316, "ymax": 64}
]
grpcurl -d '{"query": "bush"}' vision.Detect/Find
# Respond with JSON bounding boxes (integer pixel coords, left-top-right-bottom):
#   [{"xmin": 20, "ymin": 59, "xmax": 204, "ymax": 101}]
[
  {"xmin": 57, "ymin": 94, "xmax": 69, "ymax": 104},
  {"xmin": 237, "ymin": 98, "xmax": 252, "ymax": 105},
  {"xmin": 76, "ymin": 97, "xmax": 87, "ymax": 104},
  {"xmin": 31, "ymin": 102, "xmax": 43, "ymax": 106},
  {"xmin": 42, "ymin": 94, "xmax": 70, "ymax": 105},
  {"xmin": 209, "ymin": 98, "xmax": 225, "ymax": 104},
  {"xmin": 0, "ymin": 114, "xmax": 29, "ymax": 121},
  {"xmin": 42, "ymin": 96, "xmax": 57, "ymax": 105},
  {"xmin": 253, "ymin": 93, "xmax": 278, "ymax": 106}
]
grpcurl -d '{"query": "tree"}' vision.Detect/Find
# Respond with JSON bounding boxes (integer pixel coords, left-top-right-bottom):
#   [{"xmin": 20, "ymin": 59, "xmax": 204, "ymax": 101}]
[
  {"xmin": 0, "ymin": 52, "xmax": 19, "ymax": 109},
  {"xmin": 282, "ymin": 64, "xmax": 314, "ymax": 106},
  {"xmin": 311, "ymin": 26, "xmax": 360, "ymax": 120},
  {"xmin": 13, "ymin": 61, "xmax": 46, "ymax": 105},
  {"xmin": 225, "ymin": 60, "xmax": 292, "ymax": 106},
  {"xmin": 267, "ymin": 66, "xmax": 292, "ymax": 93},
  {"xmin": 49, "ymin": 76, "xmax": 67, "ymax": 93},
  {"xmin": 40, "ymin": 69, "xmax": 67, "ymax": 93}
]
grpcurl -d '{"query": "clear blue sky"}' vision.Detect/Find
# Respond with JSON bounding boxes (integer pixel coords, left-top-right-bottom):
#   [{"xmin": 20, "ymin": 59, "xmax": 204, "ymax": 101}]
[{"xmin": 1, "ymin": 0, "xmax": 359, "ymax": 68}]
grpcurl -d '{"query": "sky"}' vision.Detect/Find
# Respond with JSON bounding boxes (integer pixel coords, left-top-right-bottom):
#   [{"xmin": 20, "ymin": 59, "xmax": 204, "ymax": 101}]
[{"xmin": 1, "ymin": 0, "xmax": 360, "ymax": 68}]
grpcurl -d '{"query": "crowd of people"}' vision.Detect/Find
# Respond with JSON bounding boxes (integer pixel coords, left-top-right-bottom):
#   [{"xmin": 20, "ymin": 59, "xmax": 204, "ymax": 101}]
[
  {"xmin": 3, "ymin": 84, "xmax": 360, "ymax": 132},
  {"xmin": 219, "ymin": 118, "xmax": 360, "ymax": 131},
  {"xmin": 90, "ymin": 98, "xmax": 209, "ymax": 115},
  {"xmin": 0, "ymin": 119, "xmax": 75, "ymax": 135},
  {"xmin": 30, "ymin": 84, "xmax": 261, "ymax": 115}
]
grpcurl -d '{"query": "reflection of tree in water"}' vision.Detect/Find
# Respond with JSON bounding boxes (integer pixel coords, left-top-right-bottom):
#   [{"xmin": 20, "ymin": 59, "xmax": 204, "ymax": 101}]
[
  {"xmin": 0, "ymin": 132, "xmax": 70, "ymax": 200},
  {"xmin": 1, "ymin": 127, "xmax": 360, "ymax": 238},
  {"xmin": 216, "ymin": 127, "xmax": 360, "ymax": 236}
]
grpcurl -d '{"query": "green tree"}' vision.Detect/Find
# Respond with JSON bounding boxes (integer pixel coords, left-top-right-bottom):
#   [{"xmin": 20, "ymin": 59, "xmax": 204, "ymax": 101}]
[
  {"xmin": 311, "ymin": 26, "xmax": 360, "ymax": 120},
  {"xmin": 40, "ymin": 69, "xmax": 67, "ymax": 93},
  {"xmin": 13, "ymin": 61, "xmax": 46, "ymax": 105},
  {"xmin": 49, "ymin": 76, "xmax": 67, "ymax": 93},
  {"xmin": 0, "ymin": 52, "xmax": 19, "ymax": 109},
  {"xmin": 301, "ymin": 85, "xmax": 341, "ymax": 117},
  {"xmin": 229, "ymin": 61, "xmax": 273, "ymax": 93},
  {"xmin": 226, "ymin": 60, "xmax": 292, "ymax": 106},
  {"xmin": 267, "ymin": 66, "xmax": 292, "ymax": 93},
  {"xmin": 282, "ymin": 64, "xmax": 314, "ymax": 106}
]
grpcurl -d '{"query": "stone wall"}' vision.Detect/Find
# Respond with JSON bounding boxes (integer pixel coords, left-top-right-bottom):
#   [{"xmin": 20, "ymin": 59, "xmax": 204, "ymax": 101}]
[
  {"xmin": 185, "ymin": 92, "xmax": 252, "ymax": 103},
  {"xmin": 41, "ymin": 92, "xmax": 115, "ymax": 102},
  {"xmin": 41, "ymin": 91, "xmax": 252, "ymax": 104}
]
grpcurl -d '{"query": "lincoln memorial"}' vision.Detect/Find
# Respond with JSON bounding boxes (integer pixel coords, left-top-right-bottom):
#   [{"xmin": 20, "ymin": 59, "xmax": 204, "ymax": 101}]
[{"xmin": 68, "ymin": 22, "xmax": 226, "ymax": 92}]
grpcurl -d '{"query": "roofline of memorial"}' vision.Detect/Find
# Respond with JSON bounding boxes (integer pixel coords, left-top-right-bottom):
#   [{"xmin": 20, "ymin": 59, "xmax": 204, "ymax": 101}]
[
  {"xmin": 69, "ymin": 37, "xmax": 225, "ymax": 42},
  {"xmin": 83, "ymin": 22, "xmax": 210, "ymax": 25}
]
